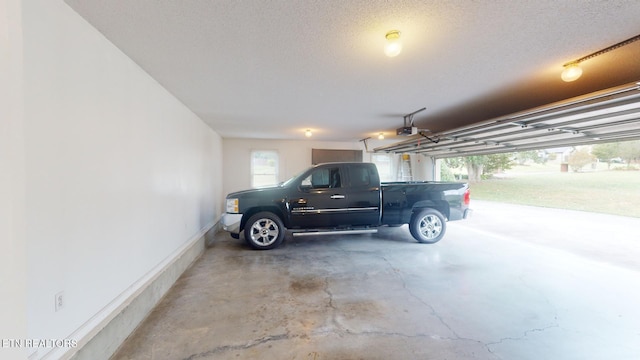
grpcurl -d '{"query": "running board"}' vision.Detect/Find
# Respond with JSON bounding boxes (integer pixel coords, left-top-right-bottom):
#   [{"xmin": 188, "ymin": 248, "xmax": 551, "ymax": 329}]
[{"xmin": 291, "ymin": 229, "xmax": 378, "ymax": 237}]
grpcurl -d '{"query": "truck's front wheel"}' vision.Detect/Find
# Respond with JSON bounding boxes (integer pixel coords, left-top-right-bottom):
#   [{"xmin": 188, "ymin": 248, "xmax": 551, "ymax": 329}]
[
  {"xmin": 244, "ymin": 212, "xmax": 285, "ymax": 250},
  {"xmin": 409, "ymin": 208, "xmax": 446, "ymax": 244}
]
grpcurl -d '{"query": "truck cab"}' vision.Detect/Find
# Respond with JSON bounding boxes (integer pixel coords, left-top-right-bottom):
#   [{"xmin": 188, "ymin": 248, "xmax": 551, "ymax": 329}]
[{"xmin": 286, "ymin": 162, "xmax": 381, "ymax": 229}]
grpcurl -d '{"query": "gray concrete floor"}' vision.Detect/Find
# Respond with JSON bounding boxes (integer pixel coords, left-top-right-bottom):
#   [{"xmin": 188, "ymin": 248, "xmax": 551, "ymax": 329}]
[{"xmin": 112, "ymin": 201, "xmax": 640, "ymax": 360}]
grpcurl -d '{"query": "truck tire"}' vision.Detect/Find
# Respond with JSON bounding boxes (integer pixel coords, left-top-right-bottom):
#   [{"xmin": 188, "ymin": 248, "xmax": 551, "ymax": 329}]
[
  {"xmin": 244, "ymin": 212, "xmax": 285, "ymax": 250},
  {"xmin": 409, "ymin": 208, "xmax": 446, "ymax": 244}
]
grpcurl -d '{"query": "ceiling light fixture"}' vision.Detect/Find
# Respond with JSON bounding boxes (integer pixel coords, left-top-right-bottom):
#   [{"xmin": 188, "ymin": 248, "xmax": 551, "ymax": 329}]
[
  {"xmin": 561, "ymin": 33, "xmax": 640, "ymax": 82},
  {"xmin": 561, "ymin": 63, "xmax": 583, "ymax": 82},
  {"xmin": 384, "ymin": 30, "xmax": 402, "ymax": 57},
  {"xmin": 305, "ymin": 129, "xmax": 312, "ymax": 137},
  {"xmin": 378, "ymin": 133, "xmax": 385, "ymax": 140}
]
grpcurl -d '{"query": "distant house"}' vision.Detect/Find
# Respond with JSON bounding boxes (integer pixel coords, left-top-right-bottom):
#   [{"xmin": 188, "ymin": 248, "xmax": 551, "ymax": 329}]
[{"xmin": 543, "ymin": 147, "xmax": 574, "ymax": 163}]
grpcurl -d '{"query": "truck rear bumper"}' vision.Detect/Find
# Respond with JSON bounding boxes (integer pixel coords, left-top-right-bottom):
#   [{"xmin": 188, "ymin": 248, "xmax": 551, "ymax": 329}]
[
  {"xmin": 463, "ymin": 208, "xmax": 473, "ymax": 219},
  {"xmin": 222, "ymin": 213, "xmax": 243, "ymax": 234}
]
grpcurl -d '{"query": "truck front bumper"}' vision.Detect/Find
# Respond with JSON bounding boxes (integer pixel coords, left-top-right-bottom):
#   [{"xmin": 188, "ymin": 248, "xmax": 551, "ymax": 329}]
[{"xmin": 221, "ymin": 213, "xmax": 243, "ymax": 235}]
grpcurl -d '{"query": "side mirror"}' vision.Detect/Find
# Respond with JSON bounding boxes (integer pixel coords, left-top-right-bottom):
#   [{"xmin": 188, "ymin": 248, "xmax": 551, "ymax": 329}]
[
  {"xmin": 299, "ymin": 177, "xmax": 312, "ymax": 191},
  {"xmin": 299, "ymin": 184, "xmax": 312, "ymax": 192}
]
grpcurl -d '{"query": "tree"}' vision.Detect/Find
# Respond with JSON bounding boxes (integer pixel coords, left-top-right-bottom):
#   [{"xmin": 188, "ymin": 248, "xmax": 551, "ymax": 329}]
[
  {"xmin": 440, "ymin": 161, "xmax": 455, "ymax": 181},
  {"xmin": 514, "ymin": 150, "xmax": 545, "ymax": 165},
  {"xmin": 567, "ymin": 147, "xmax": 595, "ymax": 172},
  {"xmin": 444, "ymin": 157, "xmax": 464, "ymax": 170},
  {"xmin": 463, "ymin": 153, "xmax": 514, "ymax": 182},
  {"xmin": 444, "ymin": 157, "xmax": 464, "ymax": 180},
  {"xmin": 484, "ymin": 153, "xmax": 514, "ymax": 174},
  {"xmin": 618, "ymin": 140, "xmax": 640, "ymax": 167},
  {"xmin": 464, "ymin": 156, "xmax": 485, "ymax": 182},
  {"xmin": 592, "ymin": 142, "xmax": 619, "ymax": 169}
]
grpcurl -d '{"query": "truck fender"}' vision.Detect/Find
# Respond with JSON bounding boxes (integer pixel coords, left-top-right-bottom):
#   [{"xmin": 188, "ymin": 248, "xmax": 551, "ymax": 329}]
[{"xmin": 411, "ymin": 200, "xmax": 450, "ymax": 220}]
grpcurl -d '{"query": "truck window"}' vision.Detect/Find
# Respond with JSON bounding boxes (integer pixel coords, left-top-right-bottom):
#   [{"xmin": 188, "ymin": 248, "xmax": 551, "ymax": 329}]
[
  {"xmin": 349, "ymin": 165, "xmax": 372, "ymax": 187},
  {"xmin": 301, "ymin": 167, "xmax": 341, "ymax": 189}
]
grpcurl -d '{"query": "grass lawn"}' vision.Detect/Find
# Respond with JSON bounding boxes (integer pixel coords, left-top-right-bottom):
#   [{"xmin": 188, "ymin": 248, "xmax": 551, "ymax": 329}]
[{"xmin": 468, "ymin": 162, "xmax": 640, "ymax": 218}]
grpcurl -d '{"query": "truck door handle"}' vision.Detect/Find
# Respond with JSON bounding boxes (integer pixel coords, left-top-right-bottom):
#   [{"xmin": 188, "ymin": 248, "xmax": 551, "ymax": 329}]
[{"xmin": 330, "ymin": 195, "xmax": 345, "ymax": 199}]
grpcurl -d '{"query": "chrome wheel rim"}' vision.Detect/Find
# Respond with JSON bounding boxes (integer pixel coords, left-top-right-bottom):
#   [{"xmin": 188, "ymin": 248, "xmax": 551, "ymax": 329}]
[
  {"xmin": 249, "ymin": 218, "xmax": 280, "ymax": 246},
  {"xmin": 418, "ymin": 214, "xmax": 442, "ymax": 240}
]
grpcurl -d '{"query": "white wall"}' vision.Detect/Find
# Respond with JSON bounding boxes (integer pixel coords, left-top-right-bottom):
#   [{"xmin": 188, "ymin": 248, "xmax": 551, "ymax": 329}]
[
  {"xmin": 18, "ymin": 1, "xmax": 222, "ymax": 358},
  {"xmin": 223, "ymin": 138, "xmax": 369, "ymax": 195},
  {"xmin": 415, "ymin": 154, "xmax": 437, "ymax": 180},
  {"xmin": 1, "ymin": 0, "xmax": 28, "ymax": 359}
]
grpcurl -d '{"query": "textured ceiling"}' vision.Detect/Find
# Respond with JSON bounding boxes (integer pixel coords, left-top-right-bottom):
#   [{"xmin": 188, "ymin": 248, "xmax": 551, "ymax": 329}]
[{"xmin": 64, "ymin": 0, "xmax": 640, "ymax": 142}]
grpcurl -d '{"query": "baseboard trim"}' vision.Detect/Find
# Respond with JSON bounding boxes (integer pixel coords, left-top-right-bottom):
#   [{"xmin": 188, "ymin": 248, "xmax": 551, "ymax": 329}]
[{"xmin": 42, "ymin": 221, "xmax": 217, "ymax": 360}]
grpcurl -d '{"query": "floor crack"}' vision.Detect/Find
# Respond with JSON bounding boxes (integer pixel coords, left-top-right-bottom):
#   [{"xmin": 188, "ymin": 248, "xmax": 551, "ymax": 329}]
[
  {"xmin": 182, "ymin": 333, "xmax": 292, "ymax": 360},
  {"xmin": 378, "ymin": 255, "xmax": 500, "ymax": 358},
  {"xmin": 322, "ymin": 275, "xmax": 345, "ymax": 335},
  {"xmin": 486, "ymin": 324, "xmax": 560, "ymax": 347}
]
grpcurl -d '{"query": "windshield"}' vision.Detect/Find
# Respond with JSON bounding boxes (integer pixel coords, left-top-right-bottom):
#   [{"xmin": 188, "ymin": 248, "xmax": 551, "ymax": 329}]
[{"xmin": 280, "ymin": 172, "xmax": 302, "ymax": 187}]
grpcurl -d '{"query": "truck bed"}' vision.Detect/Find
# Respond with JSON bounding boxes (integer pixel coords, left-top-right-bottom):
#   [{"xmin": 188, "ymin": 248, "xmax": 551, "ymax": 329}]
[{"xmin": 381, "ymin": 181, "xmax": 470, "ymax": 225}]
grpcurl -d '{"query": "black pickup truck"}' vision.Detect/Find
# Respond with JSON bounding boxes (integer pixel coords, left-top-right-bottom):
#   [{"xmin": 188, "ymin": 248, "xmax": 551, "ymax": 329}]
[{"xmin": 222, "ymin": 162, "xmax": 471, "ymax": 250}]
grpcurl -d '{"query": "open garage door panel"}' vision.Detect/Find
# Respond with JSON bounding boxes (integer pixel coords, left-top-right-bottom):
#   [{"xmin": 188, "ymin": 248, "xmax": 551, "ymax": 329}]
[{"xmin": 375, "ymin": 82, "xmax": 640, "ymax": 158}]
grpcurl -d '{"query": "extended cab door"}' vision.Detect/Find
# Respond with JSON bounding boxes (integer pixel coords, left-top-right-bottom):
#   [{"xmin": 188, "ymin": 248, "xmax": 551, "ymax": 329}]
[
  {"xmin": 344, "ymin": 164, "xmax": 381, "ymax": 226},
  {"xmin": 288, "ymin": 164, "xmax": 380, "ymax": 229}
]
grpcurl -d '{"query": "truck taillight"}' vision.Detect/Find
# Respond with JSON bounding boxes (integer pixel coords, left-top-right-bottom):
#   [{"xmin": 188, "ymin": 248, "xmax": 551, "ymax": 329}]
[{"xmin": 463, "ymin": 189, "xmax": 470, "ymax": 205}]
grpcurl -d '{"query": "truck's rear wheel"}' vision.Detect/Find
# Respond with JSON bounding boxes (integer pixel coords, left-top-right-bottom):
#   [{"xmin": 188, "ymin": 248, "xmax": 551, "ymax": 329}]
[
  {"xmin": 409, "ymin": 208, "xmax": 446, "ymax": 244},
  {"xmin": 244, "ymin": 212, "xmax": 285, "ymax": 250}
]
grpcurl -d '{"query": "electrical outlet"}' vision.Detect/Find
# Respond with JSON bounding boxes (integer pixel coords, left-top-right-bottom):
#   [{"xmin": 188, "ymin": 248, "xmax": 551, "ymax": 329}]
[{"xmin": 55, "ymin": 291, "xmax": 64, "ymax": 312}]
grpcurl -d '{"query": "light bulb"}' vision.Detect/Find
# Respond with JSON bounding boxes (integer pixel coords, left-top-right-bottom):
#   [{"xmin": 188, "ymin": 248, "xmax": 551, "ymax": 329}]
[
  {"xmin": 378, "ymin": 133, "xmax": 385, "ymax": 140},
  {"xmin": 384, "ymin": 30, "xmax": 402, "ymax": 57},
  {"xmin": 305, "ymin": 129, "xmax": 312, "ymax": 137},
  {"xmin": 561, "ymin": 63, "xmax": 583, "ymax": 82}
]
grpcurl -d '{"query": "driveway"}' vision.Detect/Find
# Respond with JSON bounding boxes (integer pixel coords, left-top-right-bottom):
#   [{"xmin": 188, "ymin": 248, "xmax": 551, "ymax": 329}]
[{"xmin": 458, "ymin": 200, "xmax": 640, "ymax": 272}]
